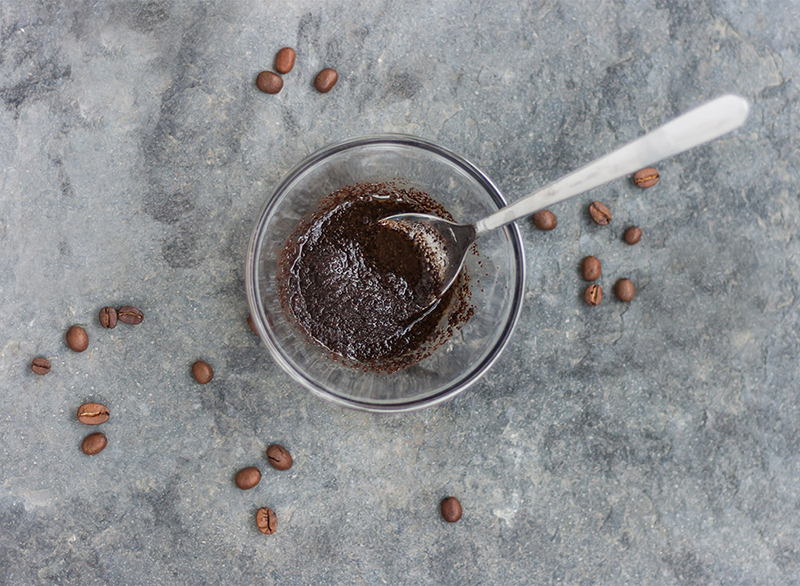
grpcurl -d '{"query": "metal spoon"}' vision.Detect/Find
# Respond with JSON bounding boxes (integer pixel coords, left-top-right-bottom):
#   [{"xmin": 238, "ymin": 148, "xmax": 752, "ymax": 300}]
[{"xmin": 381, "ymin": 94, "xmax": 750, "ymax": 307}]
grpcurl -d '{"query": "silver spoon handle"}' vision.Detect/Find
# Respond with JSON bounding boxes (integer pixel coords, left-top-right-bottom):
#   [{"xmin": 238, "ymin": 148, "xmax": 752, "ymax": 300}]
[{"xmin": 473, "ymin": 94, "xmax": 750, "ymax": 236}]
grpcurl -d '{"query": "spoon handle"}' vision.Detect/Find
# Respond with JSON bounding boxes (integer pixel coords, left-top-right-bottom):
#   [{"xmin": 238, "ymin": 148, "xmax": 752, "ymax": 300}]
[{"xmin": 474, "ymin": 94, "xmax": 750, "ymax": 236}]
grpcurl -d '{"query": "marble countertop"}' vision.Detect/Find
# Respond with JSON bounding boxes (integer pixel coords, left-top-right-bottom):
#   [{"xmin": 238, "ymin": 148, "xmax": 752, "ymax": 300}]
[{"xmin": 2, "ymin": 0, "xmax": 799, "ymax": 583}]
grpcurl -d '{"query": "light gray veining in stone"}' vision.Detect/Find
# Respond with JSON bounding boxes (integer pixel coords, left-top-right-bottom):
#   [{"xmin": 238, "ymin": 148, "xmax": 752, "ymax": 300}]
[{"xmin": 1, "ymin": 0, "xmax": 799, "ymax": 584}]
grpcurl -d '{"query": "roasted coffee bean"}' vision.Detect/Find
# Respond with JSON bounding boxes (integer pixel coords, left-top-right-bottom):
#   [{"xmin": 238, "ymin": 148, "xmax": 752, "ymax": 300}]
[
  {"xmin": 117, "ymin": 306, "xmax": 144, "ymax": 325},
  {"xmin": 192, "ymin": 360, "xmax": 214, "ymax": 384},
  {"xmin": 584, "ymin": 284, "xmax": 603, "ymax": 306},
  {"xmin": 615, "ymin": 278, "xmax": 636, "ymax": 302},
  {"xmin": 532, "ymin": 209, "xmax": 557, "ymax": 231},
  {"xmin": 589, "ymin": 201, "xmax": 612, "ymax": 225},
  {"xmin": 256, "ymin": 71, "xmax": 283, "ymax": 94},
  {"xmin": 633, "ymin": 167, "xmax": 659, "ymax": 188},
  {"xmin": 274, "ymin": 47, "xmax": 296, "ymax": 74},
  {"xmin": 314, "ymin": 68, "xmax": 338, "ymax": 93},
  {"xmin": 98, "ymin": 306, "xmax": 118, "ymax": 329},
  {"xmin": 256, "ymin": 507, "xmax": 277, "ymax": 534},
  {"xmin": 82, "ymin": 432, "xmax": 107, "ymax": 456},
  {"xmin": 235, "ymin": 467, "xmax": 262, "ymax": 490},
  {"xmin": 66, "ymin": 326, "xmax": 89, "ymax": 352},
  {"xmin": 624, "ymin": 226, "xmax": 642, "ymax": 245},
  {"xmin": 581, "ymin": 256, "xmax": 602, "ymax": 281},
  {"xmin": 77, "ymin": 403, "xmax": 110, "ymax": 425},
  {"xmin": 247, "ymin": 315, "xmax": 258, "ymax": 335},
  {"xmin": 266, "ymin": 444, "xmax": 292, "ymax": 470},
  {"xmin": 31, "ymin": 357, "xmax": 51, "ymax": 375},
  {"xmin": 441, "ymin": 497, "xmax": 462, "ymax": 523}
]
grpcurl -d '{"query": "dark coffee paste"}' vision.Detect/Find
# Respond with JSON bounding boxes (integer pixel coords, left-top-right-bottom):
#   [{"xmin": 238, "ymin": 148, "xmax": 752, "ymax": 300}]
[{"xmin": 278, "ymin": 181, "xmax": 473, "ymax": 372}]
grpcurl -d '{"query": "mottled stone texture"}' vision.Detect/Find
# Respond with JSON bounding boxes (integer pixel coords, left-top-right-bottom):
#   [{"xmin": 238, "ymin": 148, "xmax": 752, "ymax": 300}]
[{"xmin": 1, "ymin": 0, "xmax": 798, "ymax": 583}]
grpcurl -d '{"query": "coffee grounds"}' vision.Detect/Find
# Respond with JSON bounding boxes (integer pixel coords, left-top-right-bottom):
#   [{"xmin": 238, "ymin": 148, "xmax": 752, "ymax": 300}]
[{"xmin": 278, "ymin": 181, "xmax": 472, "ymax": 372}]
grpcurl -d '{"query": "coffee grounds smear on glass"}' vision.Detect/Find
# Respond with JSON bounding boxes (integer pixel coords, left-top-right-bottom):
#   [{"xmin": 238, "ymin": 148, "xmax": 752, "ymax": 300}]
[{"xmin": 278, "ymin": 181, "xmax": 473, "ymax": 372}]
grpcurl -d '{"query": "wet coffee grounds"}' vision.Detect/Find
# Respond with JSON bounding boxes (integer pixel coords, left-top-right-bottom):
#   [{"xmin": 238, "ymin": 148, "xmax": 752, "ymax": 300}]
[{"xmin": 278, "ymin": 181, "xmax": 472, "ymax": 372}]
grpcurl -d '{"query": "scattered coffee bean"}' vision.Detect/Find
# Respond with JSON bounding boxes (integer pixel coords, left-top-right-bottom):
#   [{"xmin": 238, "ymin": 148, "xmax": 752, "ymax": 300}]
[
  {"xmin": 532, "ymin": 209, "xmax": 557, "ymax": 231},
  {"xmin": 77, "ymin": 403, "xmax": 110, "ymax": 425},
  {"xmin": 256, "ymin": 507, "xmax": 277, "ymax": 534},
  {"xmin": 314, "ymin": 68, "xmax": 338, "ymax": 93},
  {"xmin": 584, "ymin": 284, "xmax": 603, "ymax": 306},
  {"xmin": 192, "ymin": 360, "xmax": 214, "ymax": 384},
  {"xmin": 615, "ymin": 278, "xmax": 636, "ymax": 302},
  {"xmin": 624, "ymin": 226, "xmax": 642, "ymax": 245},
  {"xmin": 581, "ymin": 256, "xmax": 602, "ymax": 281},
  {"xmin": 117, "ymin": 306, "xmax": 144, "ymax": 325},
  {"xmin": 81, "ymin": 432, "xmax": 107, "ymax": 456},
  {"xmin": 266, "ymin": 444, "xmax": 292, "ymax": 470},
  {"xmin": 247, "ymin": 315, "xmax": 258, "ymax": 335},
  {"xmin": 274, "ymin": 47, "xmax": 296, "ymax": 74},
  {"xmin": 31, "ymin": 357, "xmax": 51, "ymax": 375},
  {"xmin": 66, "ymin": 326, "xmax": 89, "ymax": 352},
  {"xmin": 235, "ymin": 467, "xmax": 262, "ymax": 490},
  {"xmin": 256, "ymin": 71, "xmax": 283, "ymax": 94},
  {"xmin": 589, "ymin": 201, "xmax": 612, "ymax": 225},
  {"xmin": 441, "ymin": 497, "xmax": 462, "ymax": 523},
  {"xmin": 633, "ymin": 167, "xmax": 659, "ymax": 188},
  {"xmin": 98, "ymin": 306, "xmax": 118, "ymax": 329}
]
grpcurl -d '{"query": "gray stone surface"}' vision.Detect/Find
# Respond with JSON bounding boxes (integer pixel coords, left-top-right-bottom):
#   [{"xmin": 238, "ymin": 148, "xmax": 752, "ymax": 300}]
[{"xmin": 1, "ymin": 0, "xmax": 799, "ymax": 583}]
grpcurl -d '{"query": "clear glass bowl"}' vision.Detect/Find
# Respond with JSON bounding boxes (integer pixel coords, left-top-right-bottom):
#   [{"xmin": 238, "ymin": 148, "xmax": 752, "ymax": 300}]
[{"xmin": 246, "ymin": 135, "xmax": 525, "ymax": 412}]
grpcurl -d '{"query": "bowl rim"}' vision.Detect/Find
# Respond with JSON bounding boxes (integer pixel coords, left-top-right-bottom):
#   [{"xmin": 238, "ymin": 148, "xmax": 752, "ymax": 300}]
[{"xmin": 246, "ymin": 134, "xmax": 526, "ymax": 412}]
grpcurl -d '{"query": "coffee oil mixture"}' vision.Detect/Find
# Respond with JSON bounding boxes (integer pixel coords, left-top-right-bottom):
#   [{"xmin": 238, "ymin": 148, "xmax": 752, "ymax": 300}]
[{"xmin": 278, "ymin": 181, "xmax": 473, "ymax": 373}]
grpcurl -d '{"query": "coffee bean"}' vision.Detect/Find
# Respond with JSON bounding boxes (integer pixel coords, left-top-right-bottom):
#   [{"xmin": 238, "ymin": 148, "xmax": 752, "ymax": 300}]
[
  {"xmin": 581, "ymin": 256, "xmax": 602, "ymax": 281},
  {"xmin": 532, "ymin": 209, "xmax": 557, "ymax": 231},
  {"xmin": 31, "ymin": 357, "xmax": 51, "ymax": 375},
  {"xmin": 266, "ymin": 444, "xmax": 292, "ymax": 470},
  {"xmin": 247, "ymin": 315, "xmax": 258, "ymax": 335},
  {"xmin": 117, "ymin": 306, "xmax": 144, "ymax": 325},
  {"xmin": 192, "ymin": 360, "xmax": 214, "ymax": 384},
  {"xmin": 589, "ymin": 201, "xmax": 612, "ymax": 225},
  {"xmin": 615, "ymin": 278, "xmax": 636, "ymax": 302},
  {"xmin": 66, "ymin": 326, "xmax": 89, "ymax": 352},
  {"xmin": 274, "ymin": 47, "xmax": 296, "ymax": 74},
  {"xmin": 98, "ymin": 306, "xmax": 118, "ymax": 329},
  {"xmin": 441, "ymin": 497, "xmax": 462, "ymax": 523},
  {"xmin": 256, "ymin": 507, "xmax": 277, "ymax": 534},
  {"xmin": 584, "ymin": 284, "xmax": 603, "ymax": 306},
  {"xmin": 633, "ymin": 167, "xmax": 659, "ymax": 188},
  {"xmin": 624, "ymin": 226, "xmax": 642, "ymax": 245},
  {"xmin": 256, "ymin": 71, "xmax": 283, "ymax": 94},
  {"xmin": 235, "ymin": 467, "xmax": 262, "ymax": 490},
  {"xmin": 82, "ymin": 432, "xmax": 107, "ymax": 456},
  {"xmin": 314, "ymin": 68, "xmax": 338, "ymax": 93},
  {"xmin": 77, "ymin": 403, "xmax": 110, "ymax": 425}
]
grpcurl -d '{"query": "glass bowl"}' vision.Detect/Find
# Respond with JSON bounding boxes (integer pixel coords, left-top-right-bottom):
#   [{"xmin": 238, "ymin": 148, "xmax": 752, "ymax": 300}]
[{"xmin": 246, "ymin": 135, "xmax": 525, "ymax": 412}]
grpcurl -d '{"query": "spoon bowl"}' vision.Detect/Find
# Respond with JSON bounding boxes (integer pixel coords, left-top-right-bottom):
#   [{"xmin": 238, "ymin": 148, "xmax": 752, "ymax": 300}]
[{"xmin": 379, "ymin": 213, "xmax": 476, "ymax": 310}]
